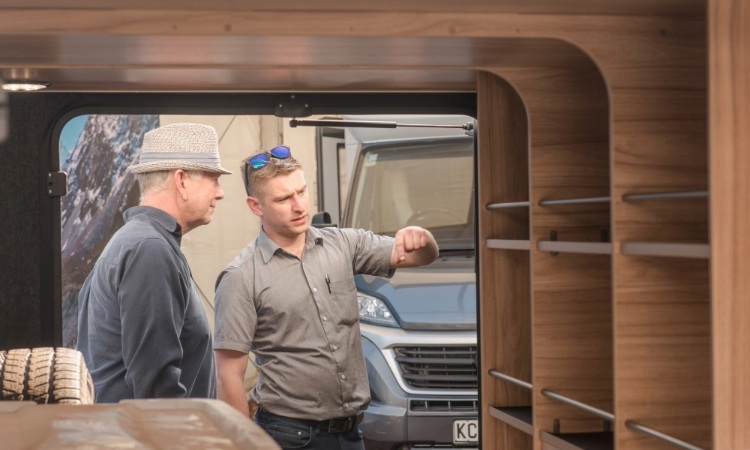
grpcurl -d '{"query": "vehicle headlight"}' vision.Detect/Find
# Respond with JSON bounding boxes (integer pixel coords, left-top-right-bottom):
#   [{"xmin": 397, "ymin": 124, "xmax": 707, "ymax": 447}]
[{"xmin": 357, "ymin": 292, "xmax": 399, "ymax": 327}]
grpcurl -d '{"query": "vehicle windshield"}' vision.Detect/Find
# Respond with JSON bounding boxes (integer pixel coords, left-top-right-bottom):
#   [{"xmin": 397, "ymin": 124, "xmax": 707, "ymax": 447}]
[{"xmin": 345, "ymin": 137, "xmax": 474, "ymax": 251}]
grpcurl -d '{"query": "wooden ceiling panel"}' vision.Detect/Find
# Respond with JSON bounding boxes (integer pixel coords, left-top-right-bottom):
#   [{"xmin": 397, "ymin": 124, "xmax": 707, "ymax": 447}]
[
  {"xmin": 0, "ymin": 34, "xmax": 592, "ymax": 92},
  {"xmin": 0, "ymin": 67, "xmax": 478, "ymax": 92},
  {"xmin": 0, "ymin": 1, "xmax": 702, "ymax": 93},
  {"xmin": 0, "ymin": 0, "xmax": 705, "ymax": 16}
]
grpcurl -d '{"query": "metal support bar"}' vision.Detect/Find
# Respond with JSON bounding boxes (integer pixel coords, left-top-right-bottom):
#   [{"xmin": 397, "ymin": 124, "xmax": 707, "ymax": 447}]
[
  {"xmin": 486, "ymin": 201, "xmax": 530, "ymax": 210},
  {"xmin": 488, "ymin": 369, "xmax": 533, "ymax": 390},
  {"xmin": 625, "ymin": 420, "xmax": 706, "ymax": 450},
  {"xmin": 622, "ymin": 191, "xmax": 708, "ymax": 202},
  {"xmin": 289, "ymin": 118, "xmax": 473, "ymax": 131},
  {"xmin": 538, "ymin": 196, "xmax": 610, "ymax": 206},
  {"xmin": 540, "ymin": 389, "xmax": 614, "ymax": 422}
]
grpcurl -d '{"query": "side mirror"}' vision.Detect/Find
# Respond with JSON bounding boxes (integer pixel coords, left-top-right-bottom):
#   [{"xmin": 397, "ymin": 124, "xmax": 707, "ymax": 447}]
[{"xmin": 311, "ymin": 211, "xmax": 337, "ymax": 228}]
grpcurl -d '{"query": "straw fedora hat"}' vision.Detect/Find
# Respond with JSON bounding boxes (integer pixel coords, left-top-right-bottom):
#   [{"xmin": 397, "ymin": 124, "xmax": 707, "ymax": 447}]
[{"xmin": 129, "ymin": 123, "xmax": 232, "ymax": 174}]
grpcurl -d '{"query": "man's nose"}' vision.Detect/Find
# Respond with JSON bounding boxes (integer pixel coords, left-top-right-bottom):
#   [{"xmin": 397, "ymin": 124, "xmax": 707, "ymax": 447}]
[{"xmin": 291, "ymin": 194, "xmax": 304, "ymax": 209}]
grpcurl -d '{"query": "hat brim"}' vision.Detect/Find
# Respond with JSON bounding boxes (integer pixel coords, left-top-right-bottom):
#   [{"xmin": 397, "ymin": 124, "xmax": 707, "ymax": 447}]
[{"xmin": 128, "ymin": 160, "xmax": 232, "ymax": 175}]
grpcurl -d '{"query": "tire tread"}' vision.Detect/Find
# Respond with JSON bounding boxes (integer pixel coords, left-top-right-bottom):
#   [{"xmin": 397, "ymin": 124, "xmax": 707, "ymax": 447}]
[{"xmin": 0, "ymin": 347, "xmax": 94, "ymax": 405}]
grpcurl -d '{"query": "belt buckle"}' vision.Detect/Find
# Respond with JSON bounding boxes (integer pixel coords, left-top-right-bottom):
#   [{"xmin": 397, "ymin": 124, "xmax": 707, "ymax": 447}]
[{"xmin": 327, "ymin": 416, "xmax": 353, "ymax": 433}]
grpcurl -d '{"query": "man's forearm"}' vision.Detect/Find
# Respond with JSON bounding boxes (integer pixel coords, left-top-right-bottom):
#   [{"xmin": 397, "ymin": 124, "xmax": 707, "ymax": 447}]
[{"xmin": 218, "ymin": 376, "xmax": 251, "ymax": 417}]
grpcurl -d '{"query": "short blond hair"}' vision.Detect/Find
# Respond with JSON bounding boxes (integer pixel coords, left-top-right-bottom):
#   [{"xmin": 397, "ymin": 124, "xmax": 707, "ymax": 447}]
[{"xmin": 242, "ymin": 152, "xmax": 301, "ymax": 197}]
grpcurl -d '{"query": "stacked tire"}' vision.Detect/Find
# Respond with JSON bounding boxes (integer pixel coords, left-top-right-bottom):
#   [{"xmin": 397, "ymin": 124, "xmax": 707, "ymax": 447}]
[{"xmin": 0, "ymin": 347, "xmax": 94, "ymax": 404}]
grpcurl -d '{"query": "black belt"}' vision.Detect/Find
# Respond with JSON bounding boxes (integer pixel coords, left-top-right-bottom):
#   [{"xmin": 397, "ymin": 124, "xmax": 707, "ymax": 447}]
[{"xmin": 258, "ymin": 408, "xmax": 364, "ymax": 434}]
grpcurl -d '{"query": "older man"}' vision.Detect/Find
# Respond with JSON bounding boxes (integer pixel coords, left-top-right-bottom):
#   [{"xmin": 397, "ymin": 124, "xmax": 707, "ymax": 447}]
[{"xmin": 77, "ymin": 122, "xmax": 231, "ymax": 403}]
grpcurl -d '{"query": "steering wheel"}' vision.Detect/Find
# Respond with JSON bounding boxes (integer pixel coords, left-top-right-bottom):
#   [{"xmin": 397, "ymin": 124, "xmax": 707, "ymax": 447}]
[{"xmin": 406, "ymin": 208, "xmax": 463, "ymax": 226}]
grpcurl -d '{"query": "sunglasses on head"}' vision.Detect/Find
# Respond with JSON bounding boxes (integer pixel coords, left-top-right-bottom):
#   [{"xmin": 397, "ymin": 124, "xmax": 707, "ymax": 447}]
[{"xmin": 246, "ymin": 146, "xmax": 292, "ymax": 171}]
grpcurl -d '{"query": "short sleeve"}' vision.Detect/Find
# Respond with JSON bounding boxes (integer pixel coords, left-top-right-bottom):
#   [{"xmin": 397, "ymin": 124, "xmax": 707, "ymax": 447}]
[{"xmin": 214, "ymin": 265, "xmax": 257, "ymax": 354}]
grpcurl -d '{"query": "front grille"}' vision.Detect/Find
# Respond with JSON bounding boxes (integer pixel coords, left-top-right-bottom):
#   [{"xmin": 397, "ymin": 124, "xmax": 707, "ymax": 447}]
[
  {"xmin": 394, "ymin": 345, "xmax": 478, "ymax": 390},
  {"xmin": 410, "ymin": 399, "xmax": 478, "ymax": 412}
]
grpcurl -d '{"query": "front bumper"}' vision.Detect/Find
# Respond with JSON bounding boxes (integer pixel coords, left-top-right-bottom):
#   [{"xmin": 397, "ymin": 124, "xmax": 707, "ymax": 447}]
[{"xmin": 361, "ymin": 330, "xmax": 478, "ymax": 450}]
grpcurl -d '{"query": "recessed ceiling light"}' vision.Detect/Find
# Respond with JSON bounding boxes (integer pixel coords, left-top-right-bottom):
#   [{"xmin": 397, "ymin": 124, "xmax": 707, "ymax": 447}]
[{"xmin": 2, "ymin": 81, "xmax": 50, "ymax": 91}]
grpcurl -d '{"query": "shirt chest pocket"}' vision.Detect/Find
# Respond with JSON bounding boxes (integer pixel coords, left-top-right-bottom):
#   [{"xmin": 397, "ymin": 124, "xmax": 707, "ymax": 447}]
[{"xmin": 328, "ymin": 275, "xmax": 358, "ymax": 325}]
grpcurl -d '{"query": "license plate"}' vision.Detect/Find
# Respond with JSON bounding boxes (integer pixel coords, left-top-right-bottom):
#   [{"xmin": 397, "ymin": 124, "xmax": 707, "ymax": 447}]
[{"xmin": 453, "ymin": 419, "xmax": 479, "ymax": 445}]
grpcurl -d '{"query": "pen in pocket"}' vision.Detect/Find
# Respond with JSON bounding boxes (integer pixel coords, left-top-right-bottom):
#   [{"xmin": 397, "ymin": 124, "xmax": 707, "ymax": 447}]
[{"xmin": 325, "ymin": 274, "xmax": 332, "ymax": 294}]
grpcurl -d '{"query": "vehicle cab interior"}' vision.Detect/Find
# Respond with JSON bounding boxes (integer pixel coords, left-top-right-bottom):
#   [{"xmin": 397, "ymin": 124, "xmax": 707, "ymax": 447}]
[{"xmin": 0, "ymin": 1, "xmax": 748, "ymax": 449}]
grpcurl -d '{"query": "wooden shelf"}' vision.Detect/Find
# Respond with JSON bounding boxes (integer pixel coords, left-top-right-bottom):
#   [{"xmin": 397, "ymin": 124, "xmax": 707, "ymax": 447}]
[
  {"xmin": 537, "ymin": 241, "xmax": 612, "ymax": 255},
  {"xmin": 540, "ymin": 431, "xmax": 614, "ymax": 450},
  {"xmin": 488, "ymin": 406, "xmax": 533, "ymax": 435},
  {"xmin": 621, "ymin": 242, "xmax": 709, "ymax": 259},
  {"xmin": 486, "ymin": 239, "xmax": 531, "ymax": 250}
]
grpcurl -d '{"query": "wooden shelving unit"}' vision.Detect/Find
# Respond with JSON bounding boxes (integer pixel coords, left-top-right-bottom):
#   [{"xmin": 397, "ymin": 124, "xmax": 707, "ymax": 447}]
[
  {"xmin": 476, "ymin": 3, "xmax": 716, "ymax": 448},
  {"xmin": 478, "ymin": 73, "xmax": 533, "ymax": 450},
  {"xmin": 526, "ymin": 56, "xmax": 613, "ymax": 447},
  {"xmin": 614, "ymin": 182, "xmax": 711, "ymax": 450}
]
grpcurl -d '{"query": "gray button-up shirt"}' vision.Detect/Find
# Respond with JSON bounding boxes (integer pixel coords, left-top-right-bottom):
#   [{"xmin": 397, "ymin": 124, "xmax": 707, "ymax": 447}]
[
  {"xmin": 77, "ymin": 206, "xmax": 216, "ymax": 403},
  {"xmin": 214, "ymin": 226, "xmax": 394, "ymax": 420}
]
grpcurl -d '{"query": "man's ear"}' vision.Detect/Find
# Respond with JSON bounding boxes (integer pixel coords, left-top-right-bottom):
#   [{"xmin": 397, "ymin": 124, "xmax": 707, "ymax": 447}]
[
  {"xmin": 247, "ymin": 195, "xmax": 263, "ymax": 217},
  {"xmin": 173, "ymin": 169, "xmax": 189, "ymax": 200}
]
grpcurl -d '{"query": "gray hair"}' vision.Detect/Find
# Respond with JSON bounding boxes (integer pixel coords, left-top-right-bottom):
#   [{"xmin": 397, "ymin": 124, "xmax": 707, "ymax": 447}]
[{"xmin": 134, "ymin": 169, "xmax": 204, "ymax": 201}]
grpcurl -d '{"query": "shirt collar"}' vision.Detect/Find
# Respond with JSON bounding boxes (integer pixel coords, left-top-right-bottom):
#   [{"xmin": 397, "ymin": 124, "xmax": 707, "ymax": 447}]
[
  {"xmin": 124, "ymin": 205, "xmax": 182, "ymax": 237},
  {"xmin": 257, "ymin": 226, "xmax": 325, "ymax": 264}
]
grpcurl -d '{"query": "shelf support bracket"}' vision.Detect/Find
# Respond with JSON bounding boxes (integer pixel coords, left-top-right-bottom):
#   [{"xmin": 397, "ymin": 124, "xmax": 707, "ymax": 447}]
[{"xmin": 549, "ymin": 230, "xmax": 559, "ymax": 256}]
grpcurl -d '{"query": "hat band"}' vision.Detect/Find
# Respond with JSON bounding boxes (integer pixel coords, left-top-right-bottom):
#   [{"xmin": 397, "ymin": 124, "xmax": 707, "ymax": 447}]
[{"xmin": 138, "ymin": 151, "xmax": 222, "ymax": 165}]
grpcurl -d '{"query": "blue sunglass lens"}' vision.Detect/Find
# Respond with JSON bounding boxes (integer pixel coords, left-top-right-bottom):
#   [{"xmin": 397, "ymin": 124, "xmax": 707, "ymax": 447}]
[
  {"xmin": 269, "ymin": 146, "xmax": 291, "ymax": 159},
  {"xmin": 249, "ymin": 154, "xmax": 270, "ymax": 169},
  {"xmin": 247, "ymin": 147, "xmax": 291, "ymax": 171}
]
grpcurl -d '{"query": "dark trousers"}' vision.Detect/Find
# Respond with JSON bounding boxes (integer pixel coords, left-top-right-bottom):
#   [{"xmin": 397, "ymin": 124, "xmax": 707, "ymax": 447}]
[{"xmin": 254, "ymin": 408, "xmax": 365, "ymax": 450}]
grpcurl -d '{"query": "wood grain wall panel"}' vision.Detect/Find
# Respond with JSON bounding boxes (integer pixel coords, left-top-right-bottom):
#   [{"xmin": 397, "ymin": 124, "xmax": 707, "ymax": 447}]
[
  {"xmin": 616, "ymin": 200, "xmax": 708, "ymax": 243},
  {"xmin": 477, "ymin": 71, "xmax": 533, "ymax": 450},
  {"xmin": 493, "ymin": 56, "xmax": 612, "ymax": 450},
  {"xmin": 710, "ymin": 0, "xmax": 750, "ymax": 449},
  {"xmin": 532, "ymin": 253, "xmax": 613, "ymax": 430},
  {"xmin": 502, "ymin": 65, "xmax": 610, "ymax": 247},
  {"xmin": 609, "ymin": 41, "xmax": 708, "ymax": 243},
  {"xmin": 615, "ymin": 257, "xmax": 711, "ymax": 450},
  {"xmin": 603, "ymin": 3, "xmax": 710, "ymax": 450}
]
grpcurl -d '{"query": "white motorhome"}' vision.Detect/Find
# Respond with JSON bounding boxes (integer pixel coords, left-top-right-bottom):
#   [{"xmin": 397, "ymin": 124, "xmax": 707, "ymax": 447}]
[{"xmin": 314, "ymin": 115, "xmax": 479, "ymax": 449}]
